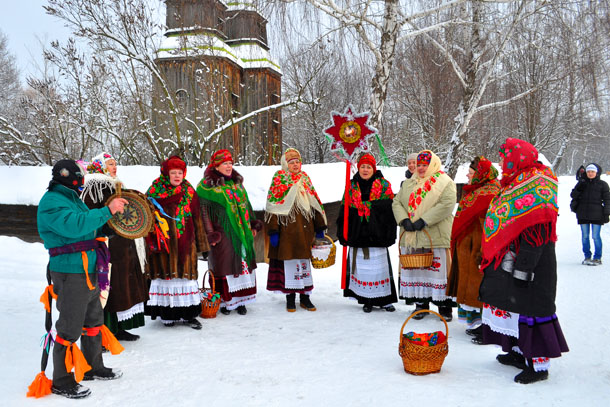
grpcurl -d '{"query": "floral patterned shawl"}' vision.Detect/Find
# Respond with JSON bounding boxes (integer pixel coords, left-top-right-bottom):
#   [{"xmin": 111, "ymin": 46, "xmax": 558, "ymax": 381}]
[
  {"xmin": 146, "ymin": 174, "xmax": 195, "ymax": 237},
  {"xmin": 450, "ymin": 156, "xmax": 500, "ymax": 253},
  {"xmin": 344, "ymin": 174, "xmax": 394, "ymax": 221},
  {"xmin": 480, "ymin": 138, "xmax": 558, "ymax": 270},
  {"xmin": 402, "ymin": 150, "xmax": 453, "ymax": 247},
  {"xmin": 264, "ymin": 153, "xmax": 326, "ymax": 226}
]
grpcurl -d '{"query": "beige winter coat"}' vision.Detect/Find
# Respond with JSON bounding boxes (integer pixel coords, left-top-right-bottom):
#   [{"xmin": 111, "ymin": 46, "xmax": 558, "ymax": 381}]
[{"xmin": 392, "ymin": 176, "xmax": 456, "ymax": 249}]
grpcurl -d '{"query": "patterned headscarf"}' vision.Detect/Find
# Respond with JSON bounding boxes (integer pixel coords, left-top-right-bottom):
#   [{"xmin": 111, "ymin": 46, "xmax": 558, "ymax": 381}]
[
  {"xmin": 210, "ymin": 149, "xmax": 233, "ymax": 168},
  {"xmin": 87, "ymin": 152, "xmax": 116, "ymax": 175},
  {"xmin": 417, "ymin": 151, "xmax": 432, "ymax": 165},
  {"xmin": 480, "ymin": 139, "xmax": 558, "ymax": 269},
  {"xmin": 451, "ymin": 156, "xmax": 500, "ymax": 252},
  {"xmin": 265, "ymin": 148, "xmax": 326, "ymax": 226}
]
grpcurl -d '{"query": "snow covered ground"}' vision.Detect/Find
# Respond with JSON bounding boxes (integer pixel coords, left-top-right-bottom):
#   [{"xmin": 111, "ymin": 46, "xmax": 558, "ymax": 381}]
[{"xmin": 0, "ymin": 171, "xmax": 609, "ymax": 406}]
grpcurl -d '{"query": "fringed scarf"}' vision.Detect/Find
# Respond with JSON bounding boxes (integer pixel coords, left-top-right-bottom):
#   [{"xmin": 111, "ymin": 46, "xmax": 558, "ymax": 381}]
[
  {"xmin": 450, "ymin": 156, "xmax": 500, "ymax": 253},
  {"xmin": 344, "ymin": 171, "xmax": 394, "ymax": 221},
  {"xmin": 196, "ymin": 167, "xmax": 256, "ymax": 264},
  {"xmin": 264, "ymin": 154, "xmax": 326, "ymax": 226},
  {"xmin": 402, "ymin": 150, "xmax": 452, "ymax": 248},
  {"xmin": 480, "ymin": 138, "xmax": 558, "ymax": 270}
]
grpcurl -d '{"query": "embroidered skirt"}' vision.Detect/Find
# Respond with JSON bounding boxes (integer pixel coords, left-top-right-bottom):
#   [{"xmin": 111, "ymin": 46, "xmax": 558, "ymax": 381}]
[
  {"xmin": 213, "ymin": 260, "xmax": 257, "ymax": 310},
  {"xmin": 145, "ymin": 278, "xmax": 201, "ymax": 322},
  {"xmin": 398, "ymin": 247, "xmax": 451, "ymax": 302},
  {"xmin": 266, "ymin": 258, "xmax": 314, "ymax": 294},
  {"xmin": 342, "ymin": 247, "xmax": 397, "ymax": 306}
]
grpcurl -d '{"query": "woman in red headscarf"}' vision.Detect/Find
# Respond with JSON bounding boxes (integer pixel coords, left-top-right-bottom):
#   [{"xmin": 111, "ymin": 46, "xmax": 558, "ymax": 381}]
[
  {"xmin": 446, "ymin": 156, "xmax": 500, "ymax": 343},
  {"xmin": 392, "ymin": 150, "xmax": 457, "ymax": 321},
  {"xmin": 337, "ymin": 153, "xmax": 398, "ymax": 312},
  {"xmin": 145, "ymin": 156, "xmax": 209, "ymax": 329},
  {"xmin": 479, "ymin": 138, "xmax": 568, "ymax": 384},
  {"xmin": 196, "ymin": 150, "xmax": 262, "ymax": 316}
]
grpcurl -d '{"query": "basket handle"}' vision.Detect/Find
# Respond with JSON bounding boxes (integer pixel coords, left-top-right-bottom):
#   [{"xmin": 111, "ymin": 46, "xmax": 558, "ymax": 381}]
[
  {"xmin": 202, "ymin": 269, "xmax": 216, "ymax": 293},
  {"xmin": 399, "ymin": 228, "xmax": 433, "ymax": 250},
  {"xmin": 398, "ymin": 309, "xmax": 449, "ymax": 343}
]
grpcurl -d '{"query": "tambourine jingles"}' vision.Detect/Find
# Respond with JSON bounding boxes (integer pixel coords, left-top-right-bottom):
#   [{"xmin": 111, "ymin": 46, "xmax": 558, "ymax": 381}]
[{"xmin": 106, "ymin": 183, "xmax": 154, "ymax": 239}]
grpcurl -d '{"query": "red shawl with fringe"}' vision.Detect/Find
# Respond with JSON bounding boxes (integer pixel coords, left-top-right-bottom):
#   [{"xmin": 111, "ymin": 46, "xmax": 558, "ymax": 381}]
[
  {"xmin": 480, "ymin": 139, "xmax": 558, "ymax": 270},
  {"xmin": 450, "ymin": 157, "xmax": 500, "ymax": 253}
]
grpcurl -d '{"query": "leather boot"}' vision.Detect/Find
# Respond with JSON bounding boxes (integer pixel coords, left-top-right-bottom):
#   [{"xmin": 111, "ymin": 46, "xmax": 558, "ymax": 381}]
[
  {"xmin": 286, "ymin": 293, "xmax": 296, "ymax": 312},
  {"xmin": 299, "ymin": 294, "xmax": 316, "ymax": 311}
]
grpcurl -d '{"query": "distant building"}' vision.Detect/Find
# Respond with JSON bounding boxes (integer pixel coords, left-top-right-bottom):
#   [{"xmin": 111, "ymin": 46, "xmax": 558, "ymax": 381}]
[{"xmin": 154, "ymin": 0, "xmax": 282, "ymax": 165}]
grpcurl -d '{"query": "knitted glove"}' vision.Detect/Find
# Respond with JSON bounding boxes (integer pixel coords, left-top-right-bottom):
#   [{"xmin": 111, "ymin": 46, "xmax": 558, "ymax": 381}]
[
  {"xmin": 401, "ymin": 219, "xmax": 414, "ymax": 231},
  {"xmin": 269, "ymin": 233, "xmax": 279, "ymax": 247},
  {"xmin": 413, "ymin": 219, "xmax": 426, "ymax": 231},
  {"xmin": 315, "ymin": 230, "xmax": 325, "ymax": 239}
]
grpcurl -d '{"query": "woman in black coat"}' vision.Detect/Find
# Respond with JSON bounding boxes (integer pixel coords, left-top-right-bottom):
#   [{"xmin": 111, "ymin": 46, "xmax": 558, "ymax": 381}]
[
  {"xmin": 570, "ymin": 163, "xmax": 610, "ymax": 265},
  {"xmin": 478, "ymin": 138, "xmax": 568, "ymax": 384},
  {"xmin": 337, "ymin": 154, "xmax": 397, "ymax": 312}
]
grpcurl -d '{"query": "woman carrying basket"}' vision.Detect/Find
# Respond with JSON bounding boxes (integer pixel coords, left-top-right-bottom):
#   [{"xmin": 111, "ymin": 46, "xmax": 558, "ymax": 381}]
[
  {"xmin": 81, "ymin": 152, "xmax": 149, "ymax": 341},
  {"xmin": 337, "ymin": 153, "xmax": 398, "ymax": 312},
  {"xmin": 265, "ymin": 148, "xmax": 327, "ymax": 312},
  {"xmin": 196, "ymin": 150, "xmax": 261, "ymax": 316},
  {"xmin": 392, "ymin": 150, "xmax": 457, "ymax": 321},
  {"xmin": 145, "ymin": 156, "xmax": 209, "ymax": 329},
  {"xmin": 478, "ymin": 138, "xmax": 568, "ymax": 384},
  {"xmin": 446, "ymin": 156, "xmax": 500, "ymax": 343}
]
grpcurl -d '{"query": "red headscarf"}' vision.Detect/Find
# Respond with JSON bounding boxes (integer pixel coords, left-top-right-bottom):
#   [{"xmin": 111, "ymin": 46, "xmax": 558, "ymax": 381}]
[
  {"xmin": 358, "ymin": 153, "xmax": 377, "ymax": 173},
  {"xmin": 210, "ymin": 149, "xmax": 233, "ymax": 168},
  {"xmin": 161, "ymin": 156, "xmax": 187, "ymax": 177}
]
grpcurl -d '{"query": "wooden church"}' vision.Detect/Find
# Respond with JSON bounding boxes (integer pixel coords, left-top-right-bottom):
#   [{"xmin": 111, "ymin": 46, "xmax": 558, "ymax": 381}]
[{"xmin": 153, "ymin": 0, "xmax": 282, "ymax": 165}]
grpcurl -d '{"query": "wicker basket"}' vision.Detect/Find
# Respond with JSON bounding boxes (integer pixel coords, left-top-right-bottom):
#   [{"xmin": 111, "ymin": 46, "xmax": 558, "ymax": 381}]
[
  {"xmin": 398, "ymin": 229, "xmax": 434, "ymax": 269},
  {"xmin": 398, "ymin": 309, "xmax": 449, "ymax": 375},
  {"xmin": 200, "ymin": 270, "xmax": 221, "ymax": 319},
  {"xmin": 311, "ymin": 234, "xmax": 336, "ymax": 269}
]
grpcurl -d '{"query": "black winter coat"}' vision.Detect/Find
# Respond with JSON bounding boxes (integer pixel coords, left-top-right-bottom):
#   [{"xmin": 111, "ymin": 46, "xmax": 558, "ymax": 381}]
[
  {"xmin": 337, "ymin": 171, "xmax": 397, "ymax": 248},
  {"xmin": 570, "ymin": 163, "xmax": 610, "ymax": 225},
  {"xmin": 479, "ymin": 225, "xmax": 557, "ymax": 317}
]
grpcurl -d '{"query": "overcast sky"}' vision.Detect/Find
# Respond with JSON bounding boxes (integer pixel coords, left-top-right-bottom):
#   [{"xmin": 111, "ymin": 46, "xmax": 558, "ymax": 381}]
[{"xmin": 0, "ymin": 0, "xmax": 71, "ymax": 81}]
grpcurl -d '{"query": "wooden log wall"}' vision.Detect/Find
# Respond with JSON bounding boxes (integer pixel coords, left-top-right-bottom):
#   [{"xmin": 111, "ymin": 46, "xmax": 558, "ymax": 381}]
[{"xmin": 0, "ymin": 202, "xmax": 342, "ymax": 262}]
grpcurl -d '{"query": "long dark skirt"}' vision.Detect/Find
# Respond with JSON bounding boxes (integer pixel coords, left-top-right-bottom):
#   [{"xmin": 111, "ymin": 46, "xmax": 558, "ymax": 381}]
[{"xmin": 483, "ymin": 314, "xmax": 569, "ymax": 359}]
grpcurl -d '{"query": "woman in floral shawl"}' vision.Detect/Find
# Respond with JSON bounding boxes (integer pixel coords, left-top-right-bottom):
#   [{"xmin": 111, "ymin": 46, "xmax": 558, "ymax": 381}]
[
  {"xmin": 392, "ymin": 150, "xmax": 457, "ymax": 321},
  {"xmin": 478, "ymin": 138, "xmax": 568, "ymax": 384},
  {"xmin": 265, "ymin": 148, "xmax": 327, "ymax": 312},
  {"xmin": 145, "ymin": 156, "xmax": 209, "ymax": 329},
  {"xmin": 446, "ymin": 156, "xmax": 500, "ymax": 342},
  {"xmin": 196, "ymin": 150, "xmax": 262, "ymax": 316},
  {"xmin": 337, "ymin": 153, "xmax": 398, "ymax": 312},
  {"xmin": 80, "ymin": 152, "xmax": 149, "ymax": 341}
]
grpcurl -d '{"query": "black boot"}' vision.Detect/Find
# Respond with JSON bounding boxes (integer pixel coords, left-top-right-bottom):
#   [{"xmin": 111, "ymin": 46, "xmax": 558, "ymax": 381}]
[
  {"xmin": 497, "ymin": 351, "xmax": 527, "ymax": 370},
  {"xmin": 115, "ymin": 330, "xmax": 140, "ymax": 341},
  {"xmin": 220, "ymin": 307, "xmax": 231, "ymax": 315},
  {"xmin": 236, "ymin": 305, "xmax": 247, "ymax": 315},
  {"xmin": 410, "ymin": 302, "xmax": 429, "ymax": 320},
  {"xmin": 299, "ymin": 294, "xmax": 317, "ymax": 311},
  {"xmin": 514, "ymin": 359, "xmax": 549, "ymax": 384},
  {"xmin": 286, "ymin": 293, "xmax": 296, "ymax": 312},
  {"xmin": 465, "ymin": 325, "xmax": 483, "ymax": 337},
  {"xmin": 438, "ymin": 306, "xmax": 453, "ymax": 322}
]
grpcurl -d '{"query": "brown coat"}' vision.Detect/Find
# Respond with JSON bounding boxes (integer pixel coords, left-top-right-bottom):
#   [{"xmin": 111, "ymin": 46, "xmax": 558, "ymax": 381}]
[
  {"xmin": 446, "ymin": 217, "xmax": 484, "ymax": 308},
  {"xmin": 82, "ymin": 186, "xmax": 149, "ymax": 313},
  {"xmin": 266, "ymin": 211, "xmax": 326, "ymax": 260},
  {"xmin": 146, "ymin": 193, "xmax": 209, "ymax": 281}
]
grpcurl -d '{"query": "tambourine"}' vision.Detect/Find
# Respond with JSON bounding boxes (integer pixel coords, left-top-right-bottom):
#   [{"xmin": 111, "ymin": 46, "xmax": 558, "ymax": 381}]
[{"xmin": 106, "ymin": 183, "xmax": 154, "ymax": 239}]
